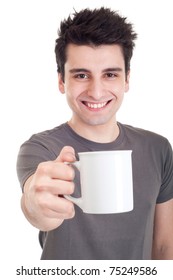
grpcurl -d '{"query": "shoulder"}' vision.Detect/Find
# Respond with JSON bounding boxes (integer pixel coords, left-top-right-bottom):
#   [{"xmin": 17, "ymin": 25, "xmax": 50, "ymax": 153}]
[
  {"xmin": 18, "ymin": 123, "xmax": 69, "ymax": 161},
  {"xmin": 119, "ymin": 123, "xmax": 171, "ymax": 148},
  {"xmin": 29, "ymin": 123, "xmax": 68, "ymax": 142},
  {"xmin": 24, "ymin": 123, "xmax": 72, "ymax": 151}
]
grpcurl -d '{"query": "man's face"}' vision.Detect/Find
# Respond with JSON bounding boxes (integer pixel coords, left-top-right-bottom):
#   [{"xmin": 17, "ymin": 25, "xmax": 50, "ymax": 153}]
[{"xmin": 58, "ymin": 44, "xmax": 129, "ymax": 129}]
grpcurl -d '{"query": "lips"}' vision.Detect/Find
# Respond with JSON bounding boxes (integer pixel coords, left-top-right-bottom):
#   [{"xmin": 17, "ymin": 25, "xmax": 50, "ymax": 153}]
[{"xmin": 82, "ymin": 100, "xmax": 111, "ymax": 109}]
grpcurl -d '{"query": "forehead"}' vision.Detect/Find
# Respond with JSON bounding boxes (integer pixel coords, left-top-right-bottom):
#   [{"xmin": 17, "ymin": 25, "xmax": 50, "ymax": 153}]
[{"xmin": 65, "ymin": 44, "xmax": 125, "ymax": 70}]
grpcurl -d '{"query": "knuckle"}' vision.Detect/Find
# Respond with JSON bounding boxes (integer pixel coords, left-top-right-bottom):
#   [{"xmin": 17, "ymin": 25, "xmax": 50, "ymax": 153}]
[
  {"xmin": 37, "ymin": 195, "xmax": 47, "ymax": 209},
  {"xmin": 34, "ymin": 178, "xmax": 47, "ymax": 192},
  {"xmin": 34, "ymin": 182, "xmax": 43, "ymax": 192},
  {"xmin": 36, "ymin": 162, "xmax": 48, "ymax": 175}
]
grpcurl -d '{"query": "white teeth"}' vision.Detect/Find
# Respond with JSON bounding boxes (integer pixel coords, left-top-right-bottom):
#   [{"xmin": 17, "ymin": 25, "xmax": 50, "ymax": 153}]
[{"xmin": 86, "ymin": 102, "xmax": 107, "ymax": 109}]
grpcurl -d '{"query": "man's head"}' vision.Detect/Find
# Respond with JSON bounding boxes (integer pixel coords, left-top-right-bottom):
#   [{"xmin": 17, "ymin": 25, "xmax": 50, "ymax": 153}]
[{"xmin": 55, "ymin": 7, "xmax": 137, "ymax": 81}]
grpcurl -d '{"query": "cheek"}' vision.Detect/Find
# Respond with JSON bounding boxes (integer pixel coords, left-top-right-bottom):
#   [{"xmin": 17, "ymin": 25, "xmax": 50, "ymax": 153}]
[
  {"xmin": 119, "ymin": 81, "xmax": 129, "ymax": 96},
  {"xmin": 65, "ymin": 86, "xmax": 79, "ymax": 109},
  {"xmin": 65, "ymin": 82, "xmax": 85, "ymax": 101},
  {"xmin": 111, "ymin": 85, "xmax": 125, "ymax": 99}
]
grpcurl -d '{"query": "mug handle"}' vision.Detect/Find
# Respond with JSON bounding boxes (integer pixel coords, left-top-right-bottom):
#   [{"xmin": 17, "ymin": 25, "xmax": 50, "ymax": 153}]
[{"xmin": 64, "ymin": 161, "xmax": 83, "ymax": 209}]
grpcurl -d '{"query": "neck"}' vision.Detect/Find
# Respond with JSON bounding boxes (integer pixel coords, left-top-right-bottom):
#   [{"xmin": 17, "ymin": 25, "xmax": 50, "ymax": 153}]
[{"xmin": 68, "ymin": 119, "xmax": 119, "ymax": 143}]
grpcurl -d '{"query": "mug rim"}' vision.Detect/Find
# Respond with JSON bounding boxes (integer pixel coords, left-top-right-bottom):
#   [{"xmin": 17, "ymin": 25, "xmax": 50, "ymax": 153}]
[{"xmin": 78, "ymin": 150, "xmax": 132, "ymax": 156}]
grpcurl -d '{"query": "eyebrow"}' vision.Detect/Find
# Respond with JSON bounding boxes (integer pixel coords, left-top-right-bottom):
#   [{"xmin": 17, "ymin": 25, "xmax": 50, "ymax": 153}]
[
  {"xmin": 69, "ymin": 68, "xmax": 90, "ymax": 73},
  {"xmin": 69, "ymin": 67, "xmax": 123, "ymax": 74}
]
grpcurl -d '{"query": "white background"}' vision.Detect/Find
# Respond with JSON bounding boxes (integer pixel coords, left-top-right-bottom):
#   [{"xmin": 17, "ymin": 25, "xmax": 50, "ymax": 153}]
[{"xmin": 0, "ymin": 0, "xmax": 172, "ymax": 270}]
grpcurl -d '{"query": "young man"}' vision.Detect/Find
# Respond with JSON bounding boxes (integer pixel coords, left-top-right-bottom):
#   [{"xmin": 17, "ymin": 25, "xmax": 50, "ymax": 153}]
[{"xmin": 17, "ymin": 7, "xmax": 173, "ymax": 260}]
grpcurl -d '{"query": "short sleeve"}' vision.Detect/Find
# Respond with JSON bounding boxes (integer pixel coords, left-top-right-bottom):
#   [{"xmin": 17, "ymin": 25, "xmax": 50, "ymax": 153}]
[
  {"xmin": 16, "ymin": 137, "xmax": 57, "ymax": 189},
  {"xmin": 156, "ymin": 140, "xmax": 173, "ymax": 203}
]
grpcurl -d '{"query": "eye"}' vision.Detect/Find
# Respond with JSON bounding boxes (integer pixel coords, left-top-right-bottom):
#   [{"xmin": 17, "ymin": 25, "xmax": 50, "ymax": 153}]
[
  {"xmin": 105, "ymin": 72, "xmax": 117, "ymax": 79},
  {"xmin": 74, "ymin": 73, "xmax": 88, "ymax": 79}
]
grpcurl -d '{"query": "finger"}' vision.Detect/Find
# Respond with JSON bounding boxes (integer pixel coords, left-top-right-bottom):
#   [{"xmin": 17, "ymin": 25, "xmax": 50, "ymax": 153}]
[
  {"xmin": 36, "ymin": 179, "xmax": 75, "ymax": 195},
  {"xmin": 36, "ymin": 161, "xmax": 75, "ymax": 181},
  {"xmin": 41, "ymin": 195, "xmax": 75, "ymax": 219},
  {"xmin": 50, "ymin": 162, "xmax": 75, "ymax": 180},
  {"xmin": 55, "ymin": 146, "xmax": 76, "ymax": 163}
]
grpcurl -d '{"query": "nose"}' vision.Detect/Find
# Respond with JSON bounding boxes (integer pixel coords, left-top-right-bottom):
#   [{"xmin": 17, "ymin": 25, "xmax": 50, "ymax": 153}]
[{"xmin": 87, "ymin": 78, "xmax": 105, "ymax": 100}]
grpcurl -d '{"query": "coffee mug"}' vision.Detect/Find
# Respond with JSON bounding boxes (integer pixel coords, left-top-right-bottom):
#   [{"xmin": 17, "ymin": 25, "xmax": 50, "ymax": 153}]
[{"xmin": 65, "ymin": 150, "xmax": 133, "ymax": 214}]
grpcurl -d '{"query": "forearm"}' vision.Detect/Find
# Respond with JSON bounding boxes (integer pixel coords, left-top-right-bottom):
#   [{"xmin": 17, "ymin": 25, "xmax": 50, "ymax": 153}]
[
  {"xmin": 152, "ymin": 245, "xmax": 173, "ymax": 260},
  {"xmin": 152, "ymin": 200, "xmax": 173, "ymax": 260}
]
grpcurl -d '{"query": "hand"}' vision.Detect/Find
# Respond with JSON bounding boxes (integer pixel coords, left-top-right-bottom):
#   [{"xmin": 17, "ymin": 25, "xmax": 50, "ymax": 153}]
[{"xmin": 21, "ymin": 146, "xmax": 76, "ymax": 231}]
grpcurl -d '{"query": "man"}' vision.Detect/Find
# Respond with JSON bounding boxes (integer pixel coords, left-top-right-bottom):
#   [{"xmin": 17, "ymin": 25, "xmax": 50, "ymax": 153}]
[{"xmin": 17, "ymin": 7, "xmax": 173, "ymax": 259}]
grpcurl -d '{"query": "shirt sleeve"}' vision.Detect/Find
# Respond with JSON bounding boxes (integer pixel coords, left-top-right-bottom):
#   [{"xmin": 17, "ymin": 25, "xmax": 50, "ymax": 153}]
[
  {"xmin": 16, "ymin": 136, "xmax": 57, "ymax": 189},
  {"xmin": 156, "ymin": 139, "xmax": 173, "ymax": 203}
]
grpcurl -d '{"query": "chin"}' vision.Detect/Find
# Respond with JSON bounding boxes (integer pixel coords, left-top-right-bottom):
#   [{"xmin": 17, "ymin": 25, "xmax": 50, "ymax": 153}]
[{"xmin": 83, "ymin": 117, "xmax": 113, "ymax": 127}]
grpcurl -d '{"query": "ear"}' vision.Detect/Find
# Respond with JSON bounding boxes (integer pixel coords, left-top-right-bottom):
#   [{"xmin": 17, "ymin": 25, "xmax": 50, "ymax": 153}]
[
  {"xmin": 125, "ymin": 70, "xmax": 130, "ymax": 92},
  {"xmin": 58, "ymin": 73, "xmax": 65, "ymax": 94}
]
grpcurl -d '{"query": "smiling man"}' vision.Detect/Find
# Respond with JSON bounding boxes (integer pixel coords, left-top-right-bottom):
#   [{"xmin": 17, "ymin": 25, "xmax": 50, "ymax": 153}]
[{"xmin": 17, "ymin": 7, "xmax": 173, "ymax": 260}]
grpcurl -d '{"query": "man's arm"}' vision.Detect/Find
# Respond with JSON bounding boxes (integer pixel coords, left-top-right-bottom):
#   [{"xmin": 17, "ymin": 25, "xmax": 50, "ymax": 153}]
[{"xmin": 152, "ymin": 198, "xmax": 173, "ymax": 259}]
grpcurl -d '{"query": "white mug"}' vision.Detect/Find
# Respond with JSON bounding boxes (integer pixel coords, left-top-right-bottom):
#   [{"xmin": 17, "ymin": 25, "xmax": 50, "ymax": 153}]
[{"xmin": 65, "ymin": 150, "xmax": 133, "ymax": 214}]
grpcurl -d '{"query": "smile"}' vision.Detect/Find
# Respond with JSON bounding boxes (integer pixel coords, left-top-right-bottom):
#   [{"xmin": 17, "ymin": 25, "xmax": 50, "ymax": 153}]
[{"xmin": 82, "ymin": 101, "xmax": 111, "ymax": 109}]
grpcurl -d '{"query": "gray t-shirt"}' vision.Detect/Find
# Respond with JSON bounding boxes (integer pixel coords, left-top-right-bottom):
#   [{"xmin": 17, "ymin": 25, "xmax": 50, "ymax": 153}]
[{"xmin": 17, "ymin": 122, "xmax": 173, "ymax": 259}]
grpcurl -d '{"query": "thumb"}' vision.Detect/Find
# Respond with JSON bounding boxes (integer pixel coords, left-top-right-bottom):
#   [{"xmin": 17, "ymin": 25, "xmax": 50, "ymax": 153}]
[{"xmin": 55, "ymin": 146, "xmax": 76, "ymax": 163}]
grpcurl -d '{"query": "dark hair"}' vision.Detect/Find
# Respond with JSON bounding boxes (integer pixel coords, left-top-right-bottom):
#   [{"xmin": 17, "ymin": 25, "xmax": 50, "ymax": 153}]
[{"xmin": 55, "ymin": 7, "xmax": 137, "ymax": 79}]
